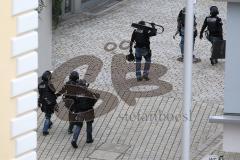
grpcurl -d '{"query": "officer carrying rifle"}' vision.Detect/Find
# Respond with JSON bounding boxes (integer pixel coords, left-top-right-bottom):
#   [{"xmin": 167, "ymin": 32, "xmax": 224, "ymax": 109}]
[
  {"xmin": 128, "ymin": 21, "xmax": 164, "ymax": 81},
  {"xmin": 57, "ymin": 71, "xmax": 100, "ymax": 148}
]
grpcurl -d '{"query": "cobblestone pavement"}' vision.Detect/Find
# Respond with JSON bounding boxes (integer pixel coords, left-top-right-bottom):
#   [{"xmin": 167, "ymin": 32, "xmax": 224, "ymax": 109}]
[{"xmin": 38, "ymin": 0, "xmax": 240, "ymax": 159}]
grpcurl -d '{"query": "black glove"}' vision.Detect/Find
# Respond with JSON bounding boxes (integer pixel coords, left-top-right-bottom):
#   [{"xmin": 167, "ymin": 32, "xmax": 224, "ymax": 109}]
[
  {"xmin": 200, "ymin": 34, "xmax": 203, "ymax": 39},
  {"xmin": 126, "ymin": 53, "xmax": 135, "ymax": 62}
]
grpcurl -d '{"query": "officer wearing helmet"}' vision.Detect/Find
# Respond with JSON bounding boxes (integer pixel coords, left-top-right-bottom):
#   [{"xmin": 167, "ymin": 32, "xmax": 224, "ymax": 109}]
[
  {"xmin": 129, "ymin": 21, "xmax": 157, "ymax": 81},
  {"xmin": 57, "ymin": 71, "xmax": 98, "ymax": 148},
  {"xmin": 200, "ymin": 6, "xmax": 223, "ymax": 65},
  {"xmin": 59, "ymin": 71, "xmax": 89, "ymax": 134},
  {"xmin": 38, "ymin": 71, "xmax": 57, "ymax": 136}
]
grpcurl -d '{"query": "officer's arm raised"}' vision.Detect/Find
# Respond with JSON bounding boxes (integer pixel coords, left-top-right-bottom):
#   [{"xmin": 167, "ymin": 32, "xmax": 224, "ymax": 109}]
[{"xmin": 148, "ymin": 28, "xmax": 157, "ymax": 37}]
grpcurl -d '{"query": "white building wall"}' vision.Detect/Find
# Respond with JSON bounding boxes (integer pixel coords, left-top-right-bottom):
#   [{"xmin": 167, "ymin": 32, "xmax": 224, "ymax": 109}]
[
  {"xmin": 11, "ymin": 0, "xmax": 39, "ymax": 159},
  {"xmin": 223, "ymin": 1, "xmax": 240, "ymax": 153},
  {"xmin": 73, "ymin": 0, "xmax": 82, "ymax": 13},
  {"xmin": 224, "ymin": 2, "xmax": 240, "ymax": 114},
  {"xmin": 38, "ymin": 0, "xmax": 52, "ymax": 75}
]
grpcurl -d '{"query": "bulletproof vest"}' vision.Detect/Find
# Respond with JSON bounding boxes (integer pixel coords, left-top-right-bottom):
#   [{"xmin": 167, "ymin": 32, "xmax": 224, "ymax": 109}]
[
  {"xmin": 38, "ymin": 82, "xmax": 51, "ymax": 97},
  {"xmin": 64, "ymin": 80, "xmax": 97, "ymax": 112},
  {"xmin": 65, "ymin": 80, "xmax": 88, "ymax": 103},
  {"xmin": 134, "ymin": 29, "xmax": 149, "ymax": 47},
  {"xmin": 63, "ymin": 80, "xmax": 81, "ymax": 110},
  {"xmin": 206, "ymin": 17, "xmax": 221, "ymax": 35},
  {"xmin": 38, "ymin": 81, "xmax": 56, "ymax": 105},
  {"xmin": 65, "ymin": 80, "xmax": 80, "ymax": 98}
]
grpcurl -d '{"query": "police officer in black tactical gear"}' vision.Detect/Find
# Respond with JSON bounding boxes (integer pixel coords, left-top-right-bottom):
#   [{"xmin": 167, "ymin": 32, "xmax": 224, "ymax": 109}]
[
  {"xmin": 38, "ymin": 71, "xmax": 57, "ymax": 136},
  {"xmin": 57, "ymin": 71, "xmax": 99, "ymax": 148},
  {"xmin": 130, "ymin": 21, "xmax": 157, "ymax": 81},
  {"xmin": 63, "ymin": 71, "xmax": 89, "ymax": 134},
  {"xmin": 200, "ymin": 6, "xmax": 223, "ymax": 65}
]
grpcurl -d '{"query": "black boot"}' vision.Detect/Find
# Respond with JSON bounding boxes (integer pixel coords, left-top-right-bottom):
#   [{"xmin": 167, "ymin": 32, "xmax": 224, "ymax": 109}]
[
  {"xmin": 71, "ymin": 141, "xmax": 78, "ymax": 148},
  {"xmin": 143, "ymin": 75, "xmax": 150, "ymax": 81},
  {"xmin": 210, "ymin": 58, "xmax": 214, "ymax": 65},
  {"xmin": 86, "ymin": 122, "xmax": 93, "ymax": 143},
  {"xmin": 43, "ymin": 131, "xmax": 49, "ymax": 136},
  {"xmin": 86, "ymin": 139, "xmax": 94, "ymax": 144},
  {"xmin": 86, "ymin": 130, "xmax": 93, "ymax": 143},
  {"xmin": 137, "ymin": 77, "xmax": 143, "ymax": 82}
]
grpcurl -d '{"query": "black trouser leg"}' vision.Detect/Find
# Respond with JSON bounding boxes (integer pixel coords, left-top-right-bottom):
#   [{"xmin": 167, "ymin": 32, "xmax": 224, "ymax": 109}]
[
  {"xmin": 86, "ymin": 121, "xmax": 93, "ymax": 141},
  {"xmin": 68, "ymin": 122, "xmax": 74, "ymax": 133}
]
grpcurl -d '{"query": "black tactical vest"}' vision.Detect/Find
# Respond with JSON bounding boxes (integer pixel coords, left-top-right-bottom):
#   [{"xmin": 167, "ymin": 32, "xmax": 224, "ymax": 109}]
[
  {"xmin": 38, "ymin": 81, "xmax": 56, "ymax": 106},
  {"xmin": 206, "ymin": 16, "xmax": 222, "ymax": 36},
  {"xmin": 134, "ymin": 29, "xmax": 150, "ymax": 48}
]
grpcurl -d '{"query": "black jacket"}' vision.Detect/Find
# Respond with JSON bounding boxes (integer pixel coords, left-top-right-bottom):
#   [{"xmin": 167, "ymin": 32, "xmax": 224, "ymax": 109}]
[
  {"xmin": 130, "ymin": 28, "xmax": 156, "ymax": 49},
  {"xmin": 38, "ymin": 81, "xmax": 57, "ymax": 113},
  {"xmin": 200, "ymin": 15, "xmax": 223, "ymax": 38},
  {"xmin": 58, "ymin": 80, "xmax": 99, "ymax": 113}
]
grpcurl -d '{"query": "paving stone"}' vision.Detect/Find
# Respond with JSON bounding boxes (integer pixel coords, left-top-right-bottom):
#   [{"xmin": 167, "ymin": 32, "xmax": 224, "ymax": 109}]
[
  {"xmin": 88, "ymin": 150, "xmax": 121, "ymax": 160},
  {"xmin": 97, "ymin": 143, "xmax": 130, "ymax": 153}
]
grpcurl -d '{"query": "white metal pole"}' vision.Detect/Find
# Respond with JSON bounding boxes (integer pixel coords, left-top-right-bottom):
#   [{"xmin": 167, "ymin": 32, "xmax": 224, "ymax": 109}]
[{"xmin": 183, "ymin": 0, "xmax": 194, "ymax": 160}]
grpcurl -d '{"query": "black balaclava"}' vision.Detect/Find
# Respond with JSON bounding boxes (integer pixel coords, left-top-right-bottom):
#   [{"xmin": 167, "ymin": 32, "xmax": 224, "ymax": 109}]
[
  {"xmin": 69, "ymin": 71, "xmax": 79, "ymax": 82},
  {"xmin": 210, "ymin": 6, "xmax": 219, "ymax": 16}
]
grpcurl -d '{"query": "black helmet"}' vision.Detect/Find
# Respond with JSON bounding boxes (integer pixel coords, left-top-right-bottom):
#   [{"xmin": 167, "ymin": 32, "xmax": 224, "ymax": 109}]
[
  {"xmin": 138, "ymin": 21, "xmax": 146, "ymax": 26},
  {"xmin": 42, "ymin": 71, "xmax": 52, "ymax": 82},
  {"xmin": 126, "ymin": 53, "xmax": 135, "ymax": 62},
  {"xmin": 210, "ymin": 6, "xmax": 219, "ymax": 16},
  {"xmin": 182, "ymin": 7, "xmax": 186, "ymax": 14},
  {"xmin": 69, "ymin": 71, "xmax": 79, "ymax": 81}
]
